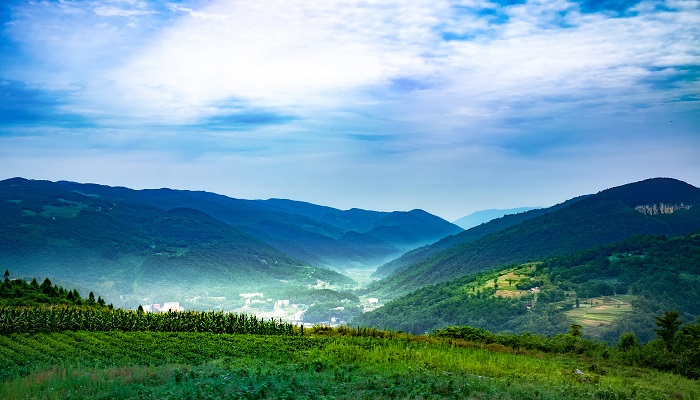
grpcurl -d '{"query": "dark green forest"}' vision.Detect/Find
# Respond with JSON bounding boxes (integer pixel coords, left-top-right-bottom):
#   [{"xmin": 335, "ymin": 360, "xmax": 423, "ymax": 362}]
[
  {"xmin": 355, "ymin": 232, "xmax": 700, "ymax": 344},
  {"xmin": 369, "ymin": 178, "xmax": 700, "ymax": 297}
]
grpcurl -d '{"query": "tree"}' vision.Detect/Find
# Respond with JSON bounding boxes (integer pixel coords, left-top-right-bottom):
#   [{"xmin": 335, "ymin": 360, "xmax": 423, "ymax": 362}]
[
  {"xmin": 137, "ymin": 304, "xmax": 144, "ymax": 313},
  {"xmin": 617, "ymin": 332, "xmax": 639, "ymax": 351},
  {"xmin": 3, "ymin": 269, "xmax": 8, "ymax": 281},
  {"xmin": 40, "ymin": 278, "xmax": 54, "ymax": 295},
  {"xmin": 655, "ymin": 310, "xmax": 683, "ymax": 350},
  {"xmin": 72, "ymin": 289, "xmax": 82, "ymax": 305},
  {"xmin": 569, "ymin": 323, "xmax": 583, "ymax": 338},
  {"xmin": 575, "ymin": 298, "xmax": 580, "ymax": 308},
  {"xmin": 88, "ymin": 292, "xmax": 96, "ymax": 304}
]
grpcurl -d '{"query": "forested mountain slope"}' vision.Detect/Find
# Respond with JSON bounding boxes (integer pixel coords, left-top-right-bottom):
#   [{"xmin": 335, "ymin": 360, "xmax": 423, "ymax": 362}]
[
  {"xmin": 355, "ymin": 232, "xmax": 700, "ymax": 343},
  {"xmin": 370, "ymin": 178, "xmax": 700, "ymax": 296},
  {"xmin": 0, "ymin": 178, "xmax": 351, "ymax": 308},
  {"xmin": 46, "ymin": 179, "xmax": 462, "ymax": 269},
  {"xmin": 372, "ymin": 196, "xmax": 586, "ymax": 278}
]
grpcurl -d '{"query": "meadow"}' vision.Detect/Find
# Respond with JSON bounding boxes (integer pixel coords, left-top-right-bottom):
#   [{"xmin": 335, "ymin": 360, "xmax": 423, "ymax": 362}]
[{"xmin": 1, "ymin": 328, "xmax": 699, "ymax": 399}]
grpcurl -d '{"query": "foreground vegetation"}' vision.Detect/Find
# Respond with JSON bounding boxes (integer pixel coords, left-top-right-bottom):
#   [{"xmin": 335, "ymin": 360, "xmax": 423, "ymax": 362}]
[
  {"xmin": 2, "ymin": 328, "xmax": 699, "ymax": 399},
  {"xmin": 1, "ymin": 273, "xmax": 699, "ymax": 399}
]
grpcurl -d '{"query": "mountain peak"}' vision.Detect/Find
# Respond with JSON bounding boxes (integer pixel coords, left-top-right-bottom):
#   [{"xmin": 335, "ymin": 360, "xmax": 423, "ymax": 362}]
[{"xmin": 596, "ymin": 177, "xmax": 700, "ymax": 206}]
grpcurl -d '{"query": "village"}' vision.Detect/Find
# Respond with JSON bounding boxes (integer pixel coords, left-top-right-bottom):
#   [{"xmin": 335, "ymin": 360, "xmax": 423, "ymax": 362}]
[{"xmin": 138, "ymin": 292, "xmax": 383, "ymax": 328}]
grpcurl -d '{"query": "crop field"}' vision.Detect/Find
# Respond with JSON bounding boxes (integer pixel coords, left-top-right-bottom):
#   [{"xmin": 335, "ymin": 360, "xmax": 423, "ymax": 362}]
[
  {"xmin": 1, "ymin": 329, "xmax": 699, "ymax": 399},
  {"xmin": 565, "ymin": 296, "xmax": 634, "ymax": 327}
]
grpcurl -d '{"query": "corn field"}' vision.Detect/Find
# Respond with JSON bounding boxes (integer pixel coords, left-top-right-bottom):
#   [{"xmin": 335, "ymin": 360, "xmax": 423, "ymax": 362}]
[{"xmin": 0, "ymin": 307, "xmax": 298, "ymax": 336}]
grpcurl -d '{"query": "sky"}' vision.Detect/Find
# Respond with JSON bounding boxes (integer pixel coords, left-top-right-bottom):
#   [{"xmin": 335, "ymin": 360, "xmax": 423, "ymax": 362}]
[{"xmin": 1, "ymin": 0, "xmax": 699, "ymax": 221}]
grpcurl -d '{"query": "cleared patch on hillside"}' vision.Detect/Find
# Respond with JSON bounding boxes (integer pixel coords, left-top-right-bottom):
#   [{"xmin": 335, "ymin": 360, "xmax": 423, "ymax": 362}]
[
  {"xmin": 489, "ymin": 263, "xmax": 542, "ymax": 298},
  {"xmin": 565, "ymin": 295, "xmax": 634, "ymax": 328}
]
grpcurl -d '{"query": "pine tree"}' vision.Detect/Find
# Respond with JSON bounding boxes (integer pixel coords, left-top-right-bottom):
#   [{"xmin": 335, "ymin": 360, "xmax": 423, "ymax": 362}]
[
  {"xmin": 41, "ymin": 278, "xmax": 54, "ymax": 295},
  {"xmin": 655, "ymin": 310, "xmax": 683, "ymax": 350}
]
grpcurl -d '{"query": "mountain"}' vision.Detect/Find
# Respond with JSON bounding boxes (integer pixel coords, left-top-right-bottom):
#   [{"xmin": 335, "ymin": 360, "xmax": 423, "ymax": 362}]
[
  {"xmin": 452, "ymin": 207, "xmax": 540, "ymax": 229},
  {"xmin": 0, "ymin": 178, "xmax": 352, "ymax": 308},
  {"xmin": 47, "ymin": 181, "xmax": 462, "ymax": 270},
  {"xmin": 354, "ymin": 232, "xmax": 700, "ymax": 343},
  {"xmin": 369, "ymin": 178, "xmax": 700, "ymax": 297},
  {"xmin": 372, "ymin": 196, "xmax": 586, "ymax": 278}
]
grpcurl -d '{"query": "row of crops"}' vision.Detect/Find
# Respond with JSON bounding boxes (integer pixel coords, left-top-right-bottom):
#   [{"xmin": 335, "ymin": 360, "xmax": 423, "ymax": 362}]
[
  {"xmin": 0, "ymin": 307, "xmax": 298, "ymax": 336},
  {"xmin": 0, "ymin": 331, "xmax": 319, "ymax": 382}
]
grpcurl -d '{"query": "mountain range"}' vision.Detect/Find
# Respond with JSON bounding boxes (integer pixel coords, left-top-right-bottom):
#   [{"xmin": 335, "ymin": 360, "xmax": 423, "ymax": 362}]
[
  {"xmin": 46, "ymin": 179, "xmax": 462, "ymax": 270},
  {"xmin": 2, "ymin": 176, "xmax": 699, "ymax": 330},
  {"xmin": 354, "ymin": 178, "xmax": 700, "ymax": 342},
  {"xmin": 368, "ymin": 178, "xmax": 700, "ymax": 298},
  {"xmin": 0, "ymin": 177, "xmax": 461, "ymax": 308}
]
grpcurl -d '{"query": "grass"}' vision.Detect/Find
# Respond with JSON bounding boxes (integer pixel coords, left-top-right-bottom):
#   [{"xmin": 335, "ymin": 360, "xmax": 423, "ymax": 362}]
[
  {"xmin": 1, "ymin": 330, "xmax": 698, "ymax": 399},
  {"xmin": 565, "ymin": 296, "xmax": 634, "ymax": 328}
]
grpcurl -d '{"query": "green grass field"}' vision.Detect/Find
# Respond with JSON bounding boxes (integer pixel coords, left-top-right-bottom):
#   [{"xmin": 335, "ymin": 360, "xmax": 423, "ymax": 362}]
[
  {"xmin": 565, "ymin": 296, "xmax": 634, "ymax": 328},
  {"xmin": 1, "ymin": 330, "xmax": 698, "ymax": 399}
]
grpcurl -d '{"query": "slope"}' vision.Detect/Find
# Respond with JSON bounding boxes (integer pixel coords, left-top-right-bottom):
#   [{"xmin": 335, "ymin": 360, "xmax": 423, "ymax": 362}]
[
  {"xmin": 51, "ymin": 180, "xmax": 461, "ymax": 270},
  {"xmin": 372, "ymin": 196, "xmax": 586, "ymax": 278},
  {"xmin": 355, "ymin": 231, "xmax": 700, "ymax": 343},
  {"xmin": 0, "ymin": 178, "xmax": 351, "ymax": 308},
  {"xmin": 370, "ymin": 178, "xmax": 700, "ymax": 296}
]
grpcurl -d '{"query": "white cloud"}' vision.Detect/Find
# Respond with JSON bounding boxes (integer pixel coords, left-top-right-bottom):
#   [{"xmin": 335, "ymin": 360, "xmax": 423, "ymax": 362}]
[
  {"xmin": 95, "ymin": 0, "xmax": 444, "ymax": 123},
  {"xmin": 2, "ymin": 0, "xmax": 699, "ymax": 218},
  {"xmin": 6, "ymin": 0, "xmax": 698, "ymax": 129}
]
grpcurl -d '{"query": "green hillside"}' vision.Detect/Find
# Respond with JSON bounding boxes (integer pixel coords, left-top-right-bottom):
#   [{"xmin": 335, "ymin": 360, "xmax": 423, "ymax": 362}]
[
  {"xmin": 369, "ymin": 178, "xmax": 700, "ymax": 296},
  {"xmin": 372, "ymin": 196, "xmax": 587, "ymax": 279},
  {"xmin": 47, "ymin": 179, "xmax": 462, "ymax": 270},
  {"xmin": 355, "ymin": 232, "xmax": 700, "ymax": 344},
  {"xmin": 0, "ymin": 271, "xmax": 110, "ymax": 308},
  {"xmin": 0, "ymin": 178, "xmax": 351, "ymax": 309}
]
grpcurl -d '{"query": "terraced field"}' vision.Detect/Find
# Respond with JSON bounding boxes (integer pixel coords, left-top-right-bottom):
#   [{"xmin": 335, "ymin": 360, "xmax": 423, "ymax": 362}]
[{"xmin": 565, "ymin": 295, "xmax": 634, "ymax": 327}]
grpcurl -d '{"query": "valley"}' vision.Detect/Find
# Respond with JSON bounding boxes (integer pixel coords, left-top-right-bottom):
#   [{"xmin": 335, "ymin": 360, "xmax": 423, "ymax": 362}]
[{"xmin": 2, "ymin": 176, "xmax": 700, "ymax": 398}]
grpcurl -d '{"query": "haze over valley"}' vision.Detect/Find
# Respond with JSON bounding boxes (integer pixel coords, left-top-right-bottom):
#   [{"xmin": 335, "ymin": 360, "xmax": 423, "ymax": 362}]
[
  {"xmin": 2, "ymin": 1, "xmax": 700, "ymax": 397},
  {"xmin": 2, "ymin": 176, "xmax": 700, "ymax": 339}
]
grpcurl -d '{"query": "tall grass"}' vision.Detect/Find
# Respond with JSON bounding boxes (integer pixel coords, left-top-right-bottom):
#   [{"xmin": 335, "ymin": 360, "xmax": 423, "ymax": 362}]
[{"xmin": 2, "ymin": 331, "xmax": 698, "ymax": 399}]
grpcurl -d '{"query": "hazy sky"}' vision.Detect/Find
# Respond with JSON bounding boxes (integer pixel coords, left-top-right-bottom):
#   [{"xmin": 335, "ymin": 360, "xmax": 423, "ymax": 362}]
[{"xmin": 1, "ymin": 0, "xmax": 699, "ymax": 221}]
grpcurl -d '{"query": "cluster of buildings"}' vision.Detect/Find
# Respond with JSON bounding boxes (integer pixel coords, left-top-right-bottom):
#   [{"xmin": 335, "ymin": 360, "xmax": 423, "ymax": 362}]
[{"xmin": 141, "ymin": 301, "xmax": 184, "ymax": 313}]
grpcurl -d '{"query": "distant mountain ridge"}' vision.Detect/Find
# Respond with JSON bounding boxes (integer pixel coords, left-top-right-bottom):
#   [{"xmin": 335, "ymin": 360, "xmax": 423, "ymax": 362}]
[
  {"xmin": 452, "ymin": 207, "xmax": 540, "ymax": 230},
  {"xmin": 37, "ymin": 179, "xmax": 462, "ymax": 270},
  {"xmin": 369, "ymin": 178, "xmax": 700, "ymax": 297},
  {"xmin": 0, "ymin": 178, "xmax": 356, "ymax": 308},
  {"xmin": 372, "ymin": 196, "xmax": 587, "ymax": 278}
]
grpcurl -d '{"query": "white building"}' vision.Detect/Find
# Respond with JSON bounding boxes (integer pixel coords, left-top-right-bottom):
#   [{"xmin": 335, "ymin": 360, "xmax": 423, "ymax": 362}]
[{"xmin": 161, "ymin": 302, "xmax": 184, "ymax": 312}]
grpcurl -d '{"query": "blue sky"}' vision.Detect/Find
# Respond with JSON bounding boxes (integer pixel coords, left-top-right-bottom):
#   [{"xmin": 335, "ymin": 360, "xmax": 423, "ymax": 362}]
[{"xmin": 1, "ymin": 0, "xmax": 698, "ymax": 221}]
